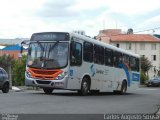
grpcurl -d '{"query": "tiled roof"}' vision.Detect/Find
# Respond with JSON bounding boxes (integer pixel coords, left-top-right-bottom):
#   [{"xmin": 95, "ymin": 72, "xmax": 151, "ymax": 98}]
[
  {"xmin": 99, "ymin": 29, "xmax": 121, "ymax": 36},
  {"xmin": 2, "ymin": 44, "xmax": 26, "ymax": 51},
  {"xmin": 108, "ymin": 34, "xmax": 160, "ymax": 42}
]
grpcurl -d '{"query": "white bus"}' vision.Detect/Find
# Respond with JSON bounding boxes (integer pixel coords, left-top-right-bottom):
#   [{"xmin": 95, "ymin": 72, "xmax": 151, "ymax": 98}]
[{"xmin": 22, "ymin": 32, "xmax": 140, "ymax": 95}]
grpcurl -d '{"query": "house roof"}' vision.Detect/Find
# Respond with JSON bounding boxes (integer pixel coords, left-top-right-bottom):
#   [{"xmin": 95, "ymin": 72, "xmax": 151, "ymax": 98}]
[
  {"xmin": 2, "ymin": 44, "xmax": 24, "ymax": 51},
  {"xmin": 99, "ymin": 29, "xmax": 122, "ymax": 36},
  {"xmin": 0, "ymin": 45, "xmax": 5, "ymax": 49},
  {"xmin": 107, "ymin": 34, "xmax": 160, "ymax": 42}
]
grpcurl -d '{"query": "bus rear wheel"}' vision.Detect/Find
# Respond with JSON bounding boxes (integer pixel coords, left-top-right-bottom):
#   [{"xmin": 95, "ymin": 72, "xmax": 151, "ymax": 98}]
[
  {"xmin": 78, "ymin": 78, "xmax": 90, "ymax": 96},
  {"xmin": 120, "ymin": 81, "xmax": 127, "ymax": 94},
  {"xmin": 43, "ymin": 88, "xmax": 54, "ymax": 94}
]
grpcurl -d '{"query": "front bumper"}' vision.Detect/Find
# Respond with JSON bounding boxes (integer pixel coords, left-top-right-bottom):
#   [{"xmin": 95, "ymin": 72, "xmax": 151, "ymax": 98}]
[
  {"xmin": 146, "ymin": 82, "xmax": 160, "ymax": 87},
  {"xmin": 25, "ymin": 76, "xmax": 68, "ymax": 89}
]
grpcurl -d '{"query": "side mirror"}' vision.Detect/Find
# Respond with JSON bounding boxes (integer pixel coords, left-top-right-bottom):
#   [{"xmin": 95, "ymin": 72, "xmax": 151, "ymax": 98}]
[
  {"xmin": 20, "ymin": 40, "xmax": 30, "ymax": 54},
  {"xmin": 20, "ymin": 45, "xmax": 23, "ymax": 54}
]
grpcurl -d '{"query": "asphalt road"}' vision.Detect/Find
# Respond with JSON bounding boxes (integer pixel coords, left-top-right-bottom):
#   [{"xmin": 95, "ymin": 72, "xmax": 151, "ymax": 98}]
[{"xmin": 0, "ymin": 87, "xmax": 160, "ymax": 120}]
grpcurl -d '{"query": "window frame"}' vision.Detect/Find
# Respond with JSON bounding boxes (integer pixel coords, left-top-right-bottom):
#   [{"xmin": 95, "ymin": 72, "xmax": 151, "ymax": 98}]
[
  {"xmin": 151, "ymin": 43, "xmax": 156, "ymax": 50},
  {"xmin": 151, "ymin": 55, "xmax": 156, "ymax": 61},
  {"xmin": 70, "ymin": 41, "xmax": 82, "ymax": 66},
  {"xmin": 126, "ymin": 43, "xmax": 132, "ymax": 50},
  {"xmin": 83, "ymin": 42, "xmax": 93, "ymax": 63},
  {"xmin": 104, "ymin": 48, "xmax": 113, "ymax": 66},
  {"xmin": 140, "ymin": 43, "xmax": 145, "ymax": 50},
  {"xmin": 94, "ymin": 45, "xmax": 104, "ymax": 65},
  {"xmin": 113, "ymin": 51, "xmax": 123, "ymax": 68}
]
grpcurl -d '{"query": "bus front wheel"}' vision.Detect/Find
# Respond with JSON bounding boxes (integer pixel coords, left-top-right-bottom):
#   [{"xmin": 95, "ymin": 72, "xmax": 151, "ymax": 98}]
[
  {"xmin": 78, "ymin": 78, "xmax": 90, "ymax": 96},
  {"xmin": 43, "ymin": 88, "xmax": 54, "ymax": 94}
]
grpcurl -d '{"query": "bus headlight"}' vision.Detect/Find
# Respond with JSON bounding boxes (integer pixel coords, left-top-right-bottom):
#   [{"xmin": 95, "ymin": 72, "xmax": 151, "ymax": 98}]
[
  {"xmin": 55, "ymin": 71, "xmax": 67, "ymax": 80},
  {"xmin": 26, "ymin": 71, "xmax": 32, "ymax": 78}
]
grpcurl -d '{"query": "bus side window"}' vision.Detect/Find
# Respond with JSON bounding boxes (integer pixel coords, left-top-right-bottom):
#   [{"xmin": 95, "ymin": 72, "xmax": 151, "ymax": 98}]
[
  {"xmin": 83, "ymin": 42, "xmax": 93, "ymax": 62},
  {"xmin": 130, "ymin": 57, "xmax": 139, "ymax": 71},
  {"xmin": 94, "ymin": 45, "xmax": 104, "ymax": 65},
  {"xmin": 105, "ymin": 48, "xmax": 113, "ymax": 66},
  {"xmin": 123, "ymin": 54, "xmax": 130, "ymax": 69},
  {"xmin": 113, "ymin": 51, "xmax": 122, "ymax": 68},
  {"xmin": 70, "ymin": 41, "xmax": 82, "ymax": 66},
  {"xmin": 136, "ymin": 58, "xmax": 140, "ymax": 72}
]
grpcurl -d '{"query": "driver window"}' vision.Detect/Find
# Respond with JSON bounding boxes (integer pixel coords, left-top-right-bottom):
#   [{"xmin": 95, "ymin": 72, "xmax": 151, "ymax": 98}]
[{"xmin": 70, "ymin": 41, "xmax": 82, "ymax": 66}]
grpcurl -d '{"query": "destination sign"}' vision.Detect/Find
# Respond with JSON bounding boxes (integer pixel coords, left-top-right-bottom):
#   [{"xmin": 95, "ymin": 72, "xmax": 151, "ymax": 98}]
[{"xmin": 31, "ymin": 32, "xmax": 69, "ymax": 41}]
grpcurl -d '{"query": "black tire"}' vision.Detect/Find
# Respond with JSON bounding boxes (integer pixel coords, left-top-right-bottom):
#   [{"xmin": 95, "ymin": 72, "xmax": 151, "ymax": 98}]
[
  {"xmin": 120, "ymin": 81, "xmax": 127, "ymax": 94},
  {"xmin": 2, "ymin": 82, "xmax": 9, "ymax": 93},
  {"xmin": 90, "ymin": 90, "xmax": 99, "ymax": 94},
  {"xmin": 43, "ymin": 88, "xmax": 54, "ymax": 94},
  {"xmin": 79, "ymin": 78, "xmax": 90, "ymax": 96}
]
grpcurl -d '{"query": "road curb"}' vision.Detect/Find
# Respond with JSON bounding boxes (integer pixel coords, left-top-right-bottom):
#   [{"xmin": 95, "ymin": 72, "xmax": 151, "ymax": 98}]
[{"xmin": 11, "ymin": 86, "xmax": 42, "ymax": 92}]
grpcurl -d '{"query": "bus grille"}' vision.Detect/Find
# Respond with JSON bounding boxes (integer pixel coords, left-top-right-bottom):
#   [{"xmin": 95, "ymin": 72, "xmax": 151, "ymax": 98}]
[
  {"xmin": 27, "ymin": 68, "xmax": 62, "ymax": 80},
  {"xmin": 36, "ymin": 80, "xmax": 51, "ymax": 84}
]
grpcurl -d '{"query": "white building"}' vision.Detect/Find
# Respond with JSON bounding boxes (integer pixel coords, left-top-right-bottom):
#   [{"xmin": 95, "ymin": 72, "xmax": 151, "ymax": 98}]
[{"xmin": 97, "ymin": 29, "xmax": 160, "ymax": 78}]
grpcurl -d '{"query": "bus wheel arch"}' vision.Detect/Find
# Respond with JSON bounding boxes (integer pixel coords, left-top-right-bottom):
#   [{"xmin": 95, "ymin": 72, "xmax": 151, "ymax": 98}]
[{"xmin": 78, "ymin": 75, "xmax": 91, "ymax": 96}]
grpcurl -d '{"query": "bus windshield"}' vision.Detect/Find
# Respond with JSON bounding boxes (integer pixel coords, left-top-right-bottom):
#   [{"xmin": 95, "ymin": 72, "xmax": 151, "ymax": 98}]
[{"xmin": 27, "ymin": 42, "xmax": 68, "ymax": 69}]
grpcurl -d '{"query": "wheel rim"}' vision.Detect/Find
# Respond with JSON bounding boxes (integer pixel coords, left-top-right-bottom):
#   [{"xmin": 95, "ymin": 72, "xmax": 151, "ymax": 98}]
[
  {"xmin": 82, "ymin": 81, "xmax": 88, "ymax": 93},
  {"xmin": 122, "ymin": 83, "xmax": 127, "ymax": 93},
  {"xmin": 122, "ymin": 87, "xmax": 126, "ymax": 93}
]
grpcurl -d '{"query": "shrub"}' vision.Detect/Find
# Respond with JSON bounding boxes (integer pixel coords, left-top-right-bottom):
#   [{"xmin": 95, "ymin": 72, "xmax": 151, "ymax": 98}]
[
  {"xmin": 140, "ymin": 71, "xmax": 148, "ymax": 85},
  {"xmin": 12, "ymin": 55, "xmax": 26, "ymax": 86}
]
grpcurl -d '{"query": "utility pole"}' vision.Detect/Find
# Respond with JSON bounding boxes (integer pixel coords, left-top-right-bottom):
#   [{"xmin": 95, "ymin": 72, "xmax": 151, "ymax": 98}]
[{"xmin": 8, "ymin": 63, "xmax": 12, "ymax": 89}]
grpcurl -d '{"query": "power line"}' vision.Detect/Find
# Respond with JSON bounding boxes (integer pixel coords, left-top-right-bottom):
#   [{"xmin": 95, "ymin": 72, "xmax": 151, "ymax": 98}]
[{"xmin": 134, "ymin": 27, "xmax": 160, "ymax": 33}]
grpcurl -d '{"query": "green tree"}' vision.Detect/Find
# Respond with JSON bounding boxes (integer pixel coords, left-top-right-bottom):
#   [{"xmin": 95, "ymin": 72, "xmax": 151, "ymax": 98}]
[
  {"xmin": 140, "ymin": 56, "xmax": 152, "ymax": 75},
  {"xmin": 0, "ymin": 54, "xmax": 15, "ymax": 71},
  {"xmin": 140, "ymin": 71, "xmax": 148, "ymax": 85},
  {"xmin": 140, "ymin": 56, "xmax": 152, "ymax": 84},
  {"xmin": 12, "ymin": 55, "xmax": 27, "ymax": 86}
]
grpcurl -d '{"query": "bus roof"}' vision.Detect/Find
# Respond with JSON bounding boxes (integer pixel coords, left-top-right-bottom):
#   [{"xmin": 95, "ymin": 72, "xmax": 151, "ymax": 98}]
[
  {"xmin": 70, "ymin": 32, "xmax": 140, "ymax": 58},
  {"xmin": 30, "ymin": 32, "xmax": 140, "ymax": 58}
]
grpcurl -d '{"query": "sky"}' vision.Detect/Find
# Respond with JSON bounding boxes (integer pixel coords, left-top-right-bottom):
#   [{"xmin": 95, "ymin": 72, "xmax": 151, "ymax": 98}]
[{"xmin": 0, "ymin": 0, "xmax": 160, "ymax": 38}]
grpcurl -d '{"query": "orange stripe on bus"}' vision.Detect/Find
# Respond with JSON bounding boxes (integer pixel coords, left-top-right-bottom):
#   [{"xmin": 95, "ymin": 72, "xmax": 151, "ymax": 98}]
[{"xmin": 27, "ymin": 68, "xmax": 62, "ymax": 80}]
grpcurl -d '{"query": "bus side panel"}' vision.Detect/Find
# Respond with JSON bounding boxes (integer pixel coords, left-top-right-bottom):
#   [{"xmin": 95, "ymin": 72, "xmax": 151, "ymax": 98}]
[
  {"xmin": 127, "ymin": 71, "xmax": 140, "ymax": 91},
  {"xmin": 67, "ymin": 66, "xmax": 82, "ymax": 90},
  {"xmin": 100, "ymin": 66, "xmax": 115, "ymax": 92},
  {"xmin": 113, "ymin": 68, "xmax": 128, "ymax": 91},
  {"xmin": 90, "ymin": 64, "xmax": 104, "ymax": 91},
  {"xmin": 67, "ymin": 62, "xmax": 102, "ymax": 90},
  {"xmin": 101, "ymin": 67, "xmax": 126, "ymax": 92}
]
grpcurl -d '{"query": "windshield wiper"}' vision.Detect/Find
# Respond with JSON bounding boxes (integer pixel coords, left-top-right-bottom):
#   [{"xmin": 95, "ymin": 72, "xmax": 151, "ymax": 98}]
[
  {"xmin": 49, "ymin": 41, "xmax": 59, "ymax": 52},
  {"xmin": 36, "ymin": 41, "xmax": 44, "ymax": 51},
  {"xmin": 47, "ymin": 41, "xmax": 59, "ymax": 59}
]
